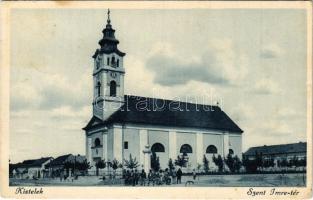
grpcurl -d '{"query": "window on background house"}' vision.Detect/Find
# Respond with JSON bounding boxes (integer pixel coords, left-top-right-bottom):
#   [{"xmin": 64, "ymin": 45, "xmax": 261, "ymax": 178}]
[{"xmin": 124, "ymin": 141, "xmax": 128, "ymax": 149}]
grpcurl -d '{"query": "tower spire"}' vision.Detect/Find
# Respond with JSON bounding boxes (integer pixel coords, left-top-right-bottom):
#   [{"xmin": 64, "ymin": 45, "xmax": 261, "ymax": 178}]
[{"xmin": 107, "ymin": 9, "xmax": 111, "ymax": 24}]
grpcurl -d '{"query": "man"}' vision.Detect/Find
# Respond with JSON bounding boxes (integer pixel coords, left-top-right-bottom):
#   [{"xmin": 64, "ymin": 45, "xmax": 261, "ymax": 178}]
[
  {"xmin": 192, "ymin": 169, "xmax": 196, "ymax": 180},
  {"xmin": 147, "ymin": 170, "xmax": 153, "ymax": 186},
  {"xmin": 140, "ymin": 169, "xmax": 147, "ymax": 186},
  {"xmin": 176, "ymin": 168, "xmax": 182, "ymax": 184},
  {"xmin": 134, "ymin": 169, "xmax": 139, "ymax": 185}
]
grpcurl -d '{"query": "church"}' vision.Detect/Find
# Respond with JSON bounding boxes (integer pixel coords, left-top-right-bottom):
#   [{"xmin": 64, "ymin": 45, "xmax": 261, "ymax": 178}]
[{"xmin": 83, "ymin": 11, "xmax": 243, "ymax": 172}]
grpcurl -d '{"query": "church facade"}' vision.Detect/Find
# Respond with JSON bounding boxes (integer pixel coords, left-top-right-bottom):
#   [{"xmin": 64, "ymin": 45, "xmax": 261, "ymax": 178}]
[{"xmin": 83, "ymin": 11, "xmax": 243, "ymax": 172}]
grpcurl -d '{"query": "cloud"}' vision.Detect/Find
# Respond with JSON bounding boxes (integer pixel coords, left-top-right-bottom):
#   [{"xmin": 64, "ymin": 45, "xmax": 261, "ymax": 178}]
[
  {"xmin": 229, "ymin": 103, "xmax": 255, "ymax": 123},
  {"xmin": 252, "ymin": 78, "xmax": 281, "ymax": 95},
  {"xmin": 10, "ymin": 67, "xmax": 91, "ymax": 111},
  {"xmin": 145, "ymin": 39, "xmax": 248, "ymax": 86},
  {"xmin": 260, "ymin": 44, "xmax": 284, "ymax": 59},
  {"xmin": 11, "ymin": 82, "xmax": 42, "ymax": 111}
]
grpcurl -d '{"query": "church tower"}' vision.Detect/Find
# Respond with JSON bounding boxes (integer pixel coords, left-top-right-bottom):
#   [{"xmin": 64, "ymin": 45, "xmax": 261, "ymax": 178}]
[{"xmin": 92, "ymin": 10, "xmax": 126, "ymax": 120}]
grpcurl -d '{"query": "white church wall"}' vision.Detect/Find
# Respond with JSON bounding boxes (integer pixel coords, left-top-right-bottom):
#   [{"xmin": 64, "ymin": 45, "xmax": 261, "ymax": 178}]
[
  {"xmin": 113, "ymin": 126, "xmax": 123, "ymax": 161},
  {"xmin": 107, "ymin": 128, "xmax": 114, "ymax": 161},
  {"xmin": 148, "ymin": 130, "xmax": 169, "ymax": 169},
  {"xmin": 203, "ymin": 133, "xmax": 223, "ymax": 168},
  {"xmin": 123, "ymin": 128, "xmax": 140, "ymax": 164},
  {"xmin": 229, "ymin": 134, "xmax": 242, "ymax": 158},
  {"xmin": 89, "ymin": 132, "xmax": 103, "ymax": 159},
  {"xmin": 176, "ymin": 132, "xmax": 197, "ymax": 169}
]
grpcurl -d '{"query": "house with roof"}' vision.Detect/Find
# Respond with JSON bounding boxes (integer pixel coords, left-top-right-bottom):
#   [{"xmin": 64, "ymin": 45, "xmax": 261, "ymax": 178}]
[
  {"xmin": 46, "ymin": 154, "xmax": 87, "ymax": 177},
  {"xmin": 11, "ymin": 157, "xmax": 53, "ymax": 179},
  {"xmin": 244, "ymin": 142, "xmax": 307, "ymax": 167},
  {"xmin": 83, "ymin": 10, "xmax": 243, "ymax": 172}
]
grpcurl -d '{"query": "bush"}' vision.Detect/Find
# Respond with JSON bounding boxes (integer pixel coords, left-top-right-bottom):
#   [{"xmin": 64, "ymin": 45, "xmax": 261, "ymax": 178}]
[
  {"xmin": 203, "ymin": 155, "xmax": 209, "ymax": 173},
  {"xmin": 124, "ymin": 154, "xmax": 139, "ymax": 169},
  {"xmin": 175, "ymin": 154, "xmax": 188, "ymax": 168},
  {"xmin": 213, "ymin": 154, "xmax": 224, "ymax": 172}
]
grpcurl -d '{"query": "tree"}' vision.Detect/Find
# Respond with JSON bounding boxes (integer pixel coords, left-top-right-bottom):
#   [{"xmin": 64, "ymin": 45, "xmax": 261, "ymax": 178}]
[
  {"xmin": 255, "ymin": 151, "xmax": 263, "ymax": 171},
  {"xmin": 242, "ymin": 153, "xmax": 258, "ymax": 173},
  {"xmin": 298, "ymin": 157, "xmax": 306, "ymax": 167},
  {"xmin": 111, "ymin": 159, "xmax": 120, "ymax": 171},
  {"xmin": 64, "ymin": 160, "xmax": 75, "ymax": 176},
  {"xmin": 263, "ymin": 158, "xmax": 275, "ymax": 169},
  {"xmin": 224, "ymin": 154, "xmax": 242, "ymax": 173},
  {"xmin": 175, "ymin": 155, "xmax": 187, "ymax": 168},
  {"xmin": 151, "ymin": 152, "xmax": 160, "ymax": 171},
  {"xmin": 224, "ymin": 154, "xmax": 235, "ymax": 172},
  {"xmin": 168, "ymin": 158, "xmax": 175, "ymax": 173},
  {"xmin": 233, "ymin": 155, "xmax": 242, "ymax": 172},
  {"xmin": 76, "ymin": 159, "xmax": 91, "ymax": 175},
  {"xmin": 280, "ymin": 158, "xmax": 288, "ymax": 168},
  {"xmin": 124, "ymin": 154, "xmax": 139, "ymax": 169},
  {"xmin": 290, "ymin": 156, "xmax": 299, "ymax": 170},
  {"xmin": 203, "ymin": 155, "xmax": 209, "ymax": 173},
  {"xmin": 95, "ymin": 159, "xmax": 106, "ymax": 176},
  {"xmin": 197, "ymin": 163, "xmax": 202, "ymax": 173},
  {"xmin": 213, "ymin": 154, "xmax": 224, "ymax": 173}
]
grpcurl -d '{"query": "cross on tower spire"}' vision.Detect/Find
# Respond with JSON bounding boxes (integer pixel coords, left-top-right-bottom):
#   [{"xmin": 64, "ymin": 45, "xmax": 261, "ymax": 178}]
[{"xmin": 107, "ymin": 9, "xmax": 111, "ymax": 24}]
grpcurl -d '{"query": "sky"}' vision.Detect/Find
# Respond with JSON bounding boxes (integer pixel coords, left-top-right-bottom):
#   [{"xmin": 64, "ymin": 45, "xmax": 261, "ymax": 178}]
[{"xmin": 10, "ymin": 9, "xmax": 308, "ymax": 163}]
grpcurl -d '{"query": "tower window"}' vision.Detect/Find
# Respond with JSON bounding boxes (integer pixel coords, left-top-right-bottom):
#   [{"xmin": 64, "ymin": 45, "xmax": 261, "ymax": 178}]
[
  {"xmin": 107, "ymin": 57, "xmax": 109, "ymax": 65},
  {"xmin": 111, "ymin": 56, "xmax": 115, "ymax": 65},
  {"xmin": 117, "ymin": 59, "xmax": 119, "ymax": 67},
  {"xmin": 110, "ymin": 81, "xmax": 116, "ymax": 97},
  {"xmin": 94, "ymin": 138, "xmax": 101, "ymax": 147},
  {"xmin": 124, "ymin": 141, "xmax": 128, "ymax": 149},
  {"xmin": 96, "ymin": 60, "xmax": 100, "ymax": 69},
  {"xmin": 97, "ymin": 81, "xmax": 101, "ymax": 97}
]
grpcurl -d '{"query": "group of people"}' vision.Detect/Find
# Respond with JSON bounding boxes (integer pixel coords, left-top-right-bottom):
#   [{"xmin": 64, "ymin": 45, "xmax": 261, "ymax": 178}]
[{"xmin": 122, "ymin": 168, "xmax": 183, "ymax": 186}]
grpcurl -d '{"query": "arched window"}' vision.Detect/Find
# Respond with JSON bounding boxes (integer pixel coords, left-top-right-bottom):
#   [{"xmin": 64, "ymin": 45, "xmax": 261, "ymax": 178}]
[
  {"xmin": 111, "ymin": 56, "xmax": 115, "ymax": 65},
  {"xmin": 110, "ymin": 81, "xmax": 116, "ymax": 97},
  {"xmin": 117, "ymin": 59, "xmax": 119, "ymax": 67},
  {"xmin": 151, "ymin": 143, "xmax": 165, "ymax": 153},
  {"xmin": 206, "ymin": 145, "xmax": 218, "ymax": 154},
  {"xmin": 229, "ymin": 149, "xmax": 234, "ymax": 155},
  {"xmin": 107, "ymin": 57, "xmax": 109, "ymax": 65},
  {"xmin": 180, "ymin": 144, "xmax": 193, "ymax": 154},
  {"xmin": 94, "ymin": 138, "xmax": 101, "ymax": 147},
  {"xmin": 97, "ymin": 81, "xmax": 101, "ymax": 97}
]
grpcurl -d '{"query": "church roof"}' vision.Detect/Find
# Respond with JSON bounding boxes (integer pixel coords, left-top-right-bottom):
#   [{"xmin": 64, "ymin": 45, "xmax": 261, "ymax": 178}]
[
  {"xmin": 244, "ymin": 142, "xmax": 307, "ymax": 156},
  {"xmin": 83, "ymin": 95, "xmax": 243, "ymax": 133}
]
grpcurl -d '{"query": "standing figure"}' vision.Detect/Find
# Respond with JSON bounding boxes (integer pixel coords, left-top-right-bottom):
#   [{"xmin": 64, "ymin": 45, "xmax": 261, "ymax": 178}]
[
  {"xmin": 140, "ymin": 169, "xmax": 147, "ymax": 186},
  {"xmin": 176, "ymin": 168, "xmax": 182, "ymax": 184}
]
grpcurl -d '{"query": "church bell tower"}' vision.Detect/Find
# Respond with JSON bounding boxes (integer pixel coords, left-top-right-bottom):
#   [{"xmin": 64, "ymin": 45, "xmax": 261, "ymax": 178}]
[{"xmin": 92, "ymin": 9, "xmax": 126, "ymax": 120}]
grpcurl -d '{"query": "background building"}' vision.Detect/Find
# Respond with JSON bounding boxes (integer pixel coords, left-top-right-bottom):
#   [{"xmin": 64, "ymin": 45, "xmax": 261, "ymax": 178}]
[
  {"xmin": 244, "ymin": 142, "xmax": 307, "ymax": 167},
  {"xmin": 11, "ymin": 157, "xmax": 53, "ymax": 179}
]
